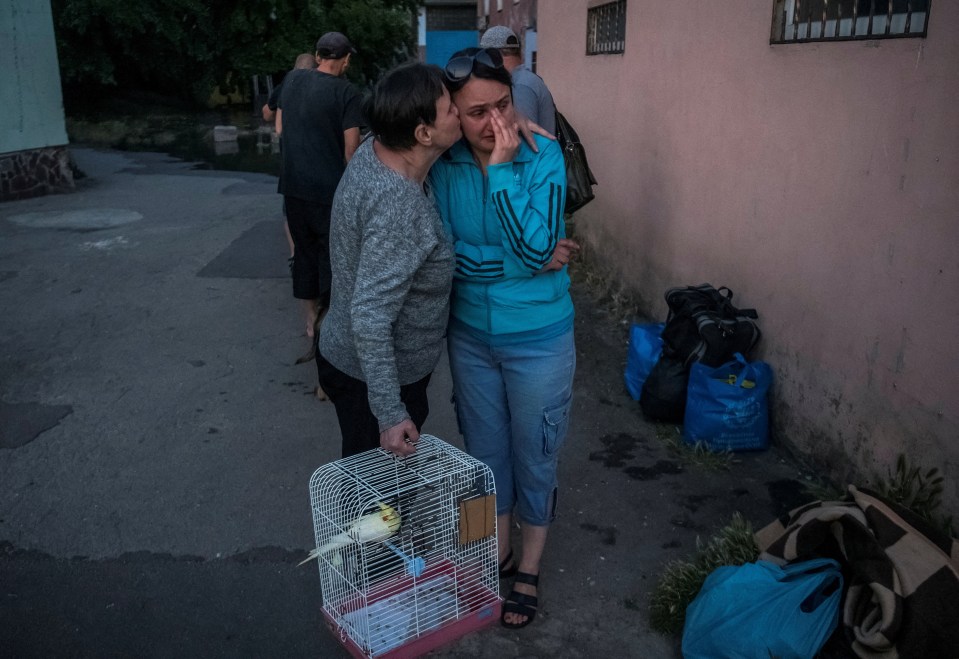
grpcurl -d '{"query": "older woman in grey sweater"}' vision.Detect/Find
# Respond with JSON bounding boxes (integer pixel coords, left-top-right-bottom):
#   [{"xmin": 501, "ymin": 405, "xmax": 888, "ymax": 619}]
[{"xmin": 317, "ymin": 63, "xmax": 462, "ymax": 458}]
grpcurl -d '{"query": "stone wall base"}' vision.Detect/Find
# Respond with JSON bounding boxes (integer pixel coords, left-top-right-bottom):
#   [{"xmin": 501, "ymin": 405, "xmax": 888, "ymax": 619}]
[{"xmin": 1, "ymin": 146, "xmax": 75, "ymax": 201}]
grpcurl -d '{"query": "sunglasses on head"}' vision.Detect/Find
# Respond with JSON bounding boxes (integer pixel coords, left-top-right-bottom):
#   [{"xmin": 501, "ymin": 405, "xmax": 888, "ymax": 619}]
[{"xmin": 444, "ymin": 48, "xmax": 505, "ymax": 84}]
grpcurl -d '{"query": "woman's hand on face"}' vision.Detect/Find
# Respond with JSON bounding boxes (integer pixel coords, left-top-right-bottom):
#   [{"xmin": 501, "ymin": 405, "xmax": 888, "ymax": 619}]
[{"xmin": 488, "ymin": 108, "xmax": 521, "ymax": 166}]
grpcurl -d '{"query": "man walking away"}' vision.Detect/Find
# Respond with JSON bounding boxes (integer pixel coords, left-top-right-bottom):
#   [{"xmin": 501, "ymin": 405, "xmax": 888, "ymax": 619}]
[
  {"xmin": 479, "ymin": 25, "xmax": 555, "ymax": 135},
  {"xmin": 277, "ymin": 32, "xmax": 364, "ymax": 344},
  {"xmin": 263, "ymin": 53, "xmax": 317, "ymax": 273}
]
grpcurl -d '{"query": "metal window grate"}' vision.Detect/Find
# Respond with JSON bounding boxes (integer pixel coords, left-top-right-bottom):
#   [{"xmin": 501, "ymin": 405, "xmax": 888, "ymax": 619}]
[
  {"xmin": 771, "ymin": 0, "xmax": 931, "ymax": 44},
  {"xmin": 587, "ymin": 1, "xmax": 627, "ymax": 55}
]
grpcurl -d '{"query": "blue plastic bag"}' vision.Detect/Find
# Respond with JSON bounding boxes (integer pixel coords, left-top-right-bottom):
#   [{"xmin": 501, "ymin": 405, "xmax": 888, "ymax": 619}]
[
  {"xmin": 682, "ymin": 558, "xmax": 843, "ymax": 659},
  {"xmin": 624, "ymin": 322, "xmax": 665, "ymax": 400},
  {"xmin": 683, "ymin": 353, "xmax": 772, "ymax": 451}
]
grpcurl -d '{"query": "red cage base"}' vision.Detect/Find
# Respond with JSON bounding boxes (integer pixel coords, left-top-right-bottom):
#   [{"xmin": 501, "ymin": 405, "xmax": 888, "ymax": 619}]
[
  {"xmin": 324, "ymin": 599, "xmax": 500, "ymax": 659},
  {"xmin": 323, "ymin": 561, "xmax": 501, "ymax": 658}
]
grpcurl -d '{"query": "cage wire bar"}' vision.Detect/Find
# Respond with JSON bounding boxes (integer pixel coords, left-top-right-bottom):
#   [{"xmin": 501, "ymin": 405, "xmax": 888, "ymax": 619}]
[
  {"xmin": 308, "ymin": 435, "xmax": 500, "ymax": 658},
  {"xmin": 771, "ymin": 0, "xmax": 930, "ymax": 43}
]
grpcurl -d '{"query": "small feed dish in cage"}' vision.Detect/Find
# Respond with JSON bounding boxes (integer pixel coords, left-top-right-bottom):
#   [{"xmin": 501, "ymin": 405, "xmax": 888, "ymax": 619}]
[{"xmin": 306, "ymin": 434, "xmax": 500, "ymax": 658}]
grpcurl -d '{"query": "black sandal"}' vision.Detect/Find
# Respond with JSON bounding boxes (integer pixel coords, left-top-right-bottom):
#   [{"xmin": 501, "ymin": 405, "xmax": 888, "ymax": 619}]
[
  {"xmin": 501, "ymin": 571, "xmax": 538, "ymax": 629},
  {"xmin": 498, "ymin": 550, "xmax": 518, "ymax": 579}
]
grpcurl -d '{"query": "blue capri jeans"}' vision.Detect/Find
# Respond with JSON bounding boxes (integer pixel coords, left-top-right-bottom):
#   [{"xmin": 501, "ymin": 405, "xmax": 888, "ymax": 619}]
[{"xmin": 448, "ymin": 323, "xmax": 576, "ymax": 527}]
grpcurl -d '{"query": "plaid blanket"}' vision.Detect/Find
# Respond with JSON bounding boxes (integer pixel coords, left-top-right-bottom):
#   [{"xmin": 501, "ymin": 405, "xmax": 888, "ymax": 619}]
[{"xmin": 755, "ymin": 486, "xmax": 959, "ymax": 659}]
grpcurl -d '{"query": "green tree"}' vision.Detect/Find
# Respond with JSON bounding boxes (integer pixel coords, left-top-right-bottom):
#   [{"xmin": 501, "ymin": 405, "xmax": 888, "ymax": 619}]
[
  {"xmin": 321, "ymin": 0, "xmax": 420, "ymax": 88},
  {"xmin": 52, "ymin": 0, "xmax": 420, "ymax": 105}
]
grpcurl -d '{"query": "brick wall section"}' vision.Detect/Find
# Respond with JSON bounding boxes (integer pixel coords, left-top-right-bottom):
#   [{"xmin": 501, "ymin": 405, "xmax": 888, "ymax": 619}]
[
  {"xmin": 0, "ymin": 146, "xmax": 74, "ymax": 201},
  {"xmin": 427, "ymin": 6, "xmax": 476, "ymax": 30}
]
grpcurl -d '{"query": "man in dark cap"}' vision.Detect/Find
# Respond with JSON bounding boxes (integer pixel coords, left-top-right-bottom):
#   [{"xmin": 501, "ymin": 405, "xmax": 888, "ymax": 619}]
[{"xmin": 276, "ymin": 32, "xmax": 364, "ymax": 357}]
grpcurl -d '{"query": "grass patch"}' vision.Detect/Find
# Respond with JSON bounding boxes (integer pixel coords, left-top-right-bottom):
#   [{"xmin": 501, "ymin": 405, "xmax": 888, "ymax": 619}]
[
  {"xmin": 802, "ymin": 455, "xmax": 954, "ymax": 536},
  {"xmin": 648, "ymin": 513, "xmax": 759, "ymax": 634},
  {"xmin": 801, "ymin": 477, "xmax": 847, "ymax": 504},
  {"xmin": 875, "ymin": 454, "xmax": 954, "ymax": 536},
  {"xmin": 655, "ymin": 424, "xmax": 734, "ymax": 472}
]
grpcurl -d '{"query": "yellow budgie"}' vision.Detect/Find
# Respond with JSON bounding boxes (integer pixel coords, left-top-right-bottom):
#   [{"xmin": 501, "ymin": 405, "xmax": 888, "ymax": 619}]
[{"xmin": 299, "ymin": 502, "xmax": 401, "ymax": 566}]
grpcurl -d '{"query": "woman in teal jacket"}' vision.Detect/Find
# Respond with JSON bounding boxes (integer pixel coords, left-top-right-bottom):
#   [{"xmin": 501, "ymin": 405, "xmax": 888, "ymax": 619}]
[{"xmin": 430, "ymin": 48, "xmax": 579, "ymax": 629}]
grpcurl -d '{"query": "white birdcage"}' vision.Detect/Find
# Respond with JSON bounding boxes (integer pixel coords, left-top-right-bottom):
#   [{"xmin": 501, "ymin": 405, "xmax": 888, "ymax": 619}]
[{"xmin": 308, "ymin": 434, "xmax": 500, "ymax": 658}]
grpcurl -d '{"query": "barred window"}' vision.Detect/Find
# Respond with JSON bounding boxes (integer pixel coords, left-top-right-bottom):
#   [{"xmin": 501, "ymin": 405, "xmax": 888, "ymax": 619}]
[
  {"xmin": 587, "ymin": 1, "xmax": 627, "ymax": 55},
  {"xmin": 771, "ymin": 0, "xmax": 930, "ymax": 43}
]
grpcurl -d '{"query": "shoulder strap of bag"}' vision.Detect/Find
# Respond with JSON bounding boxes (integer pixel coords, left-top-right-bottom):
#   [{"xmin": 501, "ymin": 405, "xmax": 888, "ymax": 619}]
[
  {"xmin": 554, "ymin": 110, "xmax": 598, "ymax": 193},
  {"xmin": 555, "ymin": 110, "xmax": 581, "ymax": 145},
  {"xmin": 665, "ymin": 284, "xmax": 758, "ymax": 315}
]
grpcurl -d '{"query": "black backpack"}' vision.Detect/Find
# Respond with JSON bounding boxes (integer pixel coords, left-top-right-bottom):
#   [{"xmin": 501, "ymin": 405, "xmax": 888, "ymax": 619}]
[
  {"xmin": 661, "ymin": 284, "xmax": 761, "ymax": 368},
  {"xmin": 639, "ymin": 284, "xmax": 761, "ymax": 421}
]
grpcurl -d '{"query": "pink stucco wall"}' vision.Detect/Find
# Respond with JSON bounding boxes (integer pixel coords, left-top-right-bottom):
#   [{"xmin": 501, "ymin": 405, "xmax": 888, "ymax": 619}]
[{"xmin": 539, "ymin": 1, "xmax": 959, "ymax": 506}]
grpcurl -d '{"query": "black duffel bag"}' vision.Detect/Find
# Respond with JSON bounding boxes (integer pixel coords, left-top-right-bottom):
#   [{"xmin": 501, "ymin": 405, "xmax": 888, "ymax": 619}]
[
  {"xmin": 640, "ymin": 284, "xmax": 761, "ymax": 422},
  {"xmin": 661, "ymin": 284, "xmax": 761, "ymax": 368}
]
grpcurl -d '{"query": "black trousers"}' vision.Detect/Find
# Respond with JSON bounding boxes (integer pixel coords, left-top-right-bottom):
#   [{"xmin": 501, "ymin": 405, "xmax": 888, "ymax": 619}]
[
  {"xmin": 284, "ymin": 196, "xmax": 331, "ymax": 306},
  {"xmin": 316, "ymin": 352, "xmax": 432, "ymax": 457}
]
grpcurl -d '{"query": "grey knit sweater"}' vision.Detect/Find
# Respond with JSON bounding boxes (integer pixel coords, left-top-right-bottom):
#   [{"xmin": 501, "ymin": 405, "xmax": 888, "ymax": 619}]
[{"xmin": 319, "ymin": 139, "xmax": 454, "ymax": 431}]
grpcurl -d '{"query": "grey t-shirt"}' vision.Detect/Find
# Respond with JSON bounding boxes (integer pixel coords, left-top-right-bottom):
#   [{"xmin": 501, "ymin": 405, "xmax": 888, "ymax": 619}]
[
  {"xmin": 319, "ymin": 139, "xmax": 454, "ymax": 430},
  {"xmin": 511, "ymin": 64, "xmax": 556, "ymax": 135}
]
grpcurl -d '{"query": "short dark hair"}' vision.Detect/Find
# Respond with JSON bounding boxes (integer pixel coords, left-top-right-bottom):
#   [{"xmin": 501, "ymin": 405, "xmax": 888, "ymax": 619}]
[
  {"xmin": 294, "ymin": 53, "xmax": 317, "ymax": 70},
  {"xmin": 444, "ymin": 48, "xmax": 512, "ymax": 95},
  {"xmin": 365, "ymin": 63, "xmax": 446, "ymax": 151}
]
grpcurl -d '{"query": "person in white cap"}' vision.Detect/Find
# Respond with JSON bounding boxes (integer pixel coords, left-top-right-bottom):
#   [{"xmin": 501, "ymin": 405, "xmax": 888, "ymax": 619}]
[{"xmin": 479, "ymin": 25, "xmax": 556, "ymax": 135}]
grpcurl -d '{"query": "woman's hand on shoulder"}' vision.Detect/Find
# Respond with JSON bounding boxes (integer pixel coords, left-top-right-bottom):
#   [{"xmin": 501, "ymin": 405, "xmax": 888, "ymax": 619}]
[{"xmin": 515, "ymin": 113, "xmax": 555, "ymax": 153}]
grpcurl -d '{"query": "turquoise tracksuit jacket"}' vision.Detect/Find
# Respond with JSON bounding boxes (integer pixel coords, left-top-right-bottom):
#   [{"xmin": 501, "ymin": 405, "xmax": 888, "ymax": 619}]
[{"xmin": 429, "ymin": 134, "xmax": 572, "ymax": 336}]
